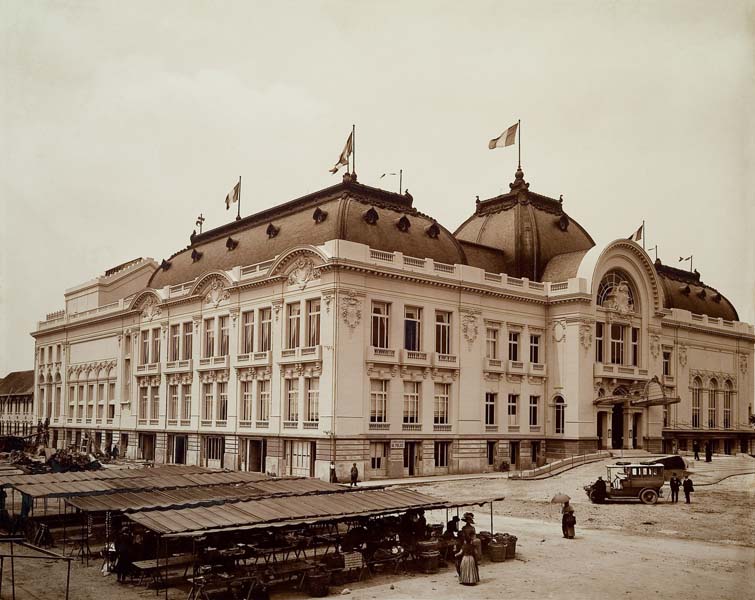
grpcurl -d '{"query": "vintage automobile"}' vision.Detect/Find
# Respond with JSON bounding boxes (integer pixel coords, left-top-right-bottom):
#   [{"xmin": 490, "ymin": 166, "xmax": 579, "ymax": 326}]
[
  {"xmin": 584, "ymin": 463, "xmax": 665, "ymax": 505},
  {"xmin": 639, "ymin": 455, "xmax": 689, "ymax": 480}
]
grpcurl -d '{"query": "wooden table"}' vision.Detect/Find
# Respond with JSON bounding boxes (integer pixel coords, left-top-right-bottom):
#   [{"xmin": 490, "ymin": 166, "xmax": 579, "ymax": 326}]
[{"xmin": 132, "ymin": 553, "xmax": 194, "ymax": 588}]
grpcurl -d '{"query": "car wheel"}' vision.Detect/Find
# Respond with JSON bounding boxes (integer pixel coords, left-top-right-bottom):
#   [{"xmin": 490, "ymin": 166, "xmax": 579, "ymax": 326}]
[{"xmin": 639, "ymin": 488, "xmax": 658, "ymax": 505}]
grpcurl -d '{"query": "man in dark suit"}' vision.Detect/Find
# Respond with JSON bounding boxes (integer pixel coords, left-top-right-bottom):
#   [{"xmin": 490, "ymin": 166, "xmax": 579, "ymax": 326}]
[
  {"xmin": 692, "ymin": 440, "xmax": 700, "ymax": 461},
  {"xmin": 682, "ymin": 475, "xmax": 694, "ymax": 504},
  {"xmin": 669, "ymin": 475, "xmax": 681, "ymax": 503}
]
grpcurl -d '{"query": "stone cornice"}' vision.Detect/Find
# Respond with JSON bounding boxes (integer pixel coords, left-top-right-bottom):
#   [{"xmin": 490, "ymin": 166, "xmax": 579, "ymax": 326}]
[{"xmin": 661, "ymin": 318, "xmax": 755, "ymax": 343}]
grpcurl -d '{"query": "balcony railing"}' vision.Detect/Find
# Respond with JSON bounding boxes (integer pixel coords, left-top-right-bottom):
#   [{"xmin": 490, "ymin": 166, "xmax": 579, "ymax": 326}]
[
  {"xmin": 136, "ymin": 362, "xmax": 160, "ymax": 375},
  {"xmin": 369, "ymin": 422, "xmax": 390, "ymax": 431},
  {"xmin": 528, "ymin": 362, "xmax": 546, "ymax": 376},
  {"xmin": 433, "ymin": 423, "xmax": 452, "ymax": 432},
  {"xmin": 402, "ymin": 423, "xmax": 422, "ymax": 432},
  {"xmin": 279, "ymin": 346, "xmax": 322, "ymax": 364},
  {"xmin": 198, "ymin": 356, "xmax": 230, "ymax": 370},
  {"xmin": 239, "ymin": 420, "xmax": 252, "ymax": 428},
  {"xmin": 508, "ymin": 361, "xmax": 525, "ymax": 374},
  {"xmin": 303, "ymin": 421, "xmax": 319, "ymax": 430},
  {"xmin": 484, "ymin": 358, "xmax": 505, "ymax": 372},
  {"xmin": 367, "ymin": 347, "xmax": 398, "ymax": 363},
  {"xmin": 432, "ymin": 353, "xmax": 458, "ymax": 368},
  {"xmin": 165, "ymin": 359, "xmax": 192, "ymax": 373},
  {"xmin": 485, "ymin": 424, "xmax": 498, "ymax": 432},
  {"xmin": 283, "ymin": 420, "xmax": 298, "ymax": 429},
  {"xmin": 401, "ymin": 349, "xmax": 429, "ymax": 366},
  {"xmin": 238, "ymin": 351, "xmax": 272, "ymax": 366},
  {"xmin": 256, "ymin": 420, "xmax": 269, "ymax": 428}
]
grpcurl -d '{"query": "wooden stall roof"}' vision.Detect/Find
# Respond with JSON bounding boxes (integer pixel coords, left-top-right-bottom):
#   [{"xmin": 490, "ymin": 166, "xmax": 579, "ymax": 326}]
[{"xmin": 65, "ymin": 479, "xmax": 345, "ymax": 513}]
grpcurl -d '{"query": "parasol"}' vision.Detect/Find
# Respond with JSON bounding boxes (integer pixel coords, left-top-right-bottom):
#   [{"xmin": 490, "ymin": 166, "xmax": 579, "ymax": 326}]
[{"xmin": 550, "ymin": 493, "xmax": 571, "ymax": 504}]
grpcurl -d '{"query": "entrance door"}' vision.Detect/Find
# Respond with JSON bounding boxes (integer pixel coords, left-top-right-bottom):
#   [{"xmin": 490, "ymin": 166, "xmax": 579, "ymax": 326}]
[
  {"xmin": 174, "ymin": 435, "xmax": 187, "ymax": 464},
  {"xmin": 404, "ymin": 442, "xmax": 419, "ymax": 476},
  {"xmin": 510, "ymin": 441, "xmax": 520, "ymax": 469},
  {"xmin": 531, "ymin": 441, "xmax": 540, "ymax": 466},
  {"xmin": 202, "ymin": 436, "xmax": 225, "ymax": 469},
  {"xmin": 242, "ymin": 439, "xmax": 267, "ymax": 472},
  {"xmin": 120, "ymin": 433, "xmax": 128, "ymax": 457},
  {"xmin": 285, "ymin": 440, "xmax": 314, "ymax": 477},
  {"xmin": 139, "ymin": 433, "xmax": 156, "ymax": 461},
  {"xmin": 632, "ymin": 413, "xmax": 641, "ymax": 449},
  {"xmin": 611, "ymin": 404, "xmax": 624, "ymax": 449},
  {"xmin": 597, "ymin": 413, "xmax": 606, "ymax": 449}
]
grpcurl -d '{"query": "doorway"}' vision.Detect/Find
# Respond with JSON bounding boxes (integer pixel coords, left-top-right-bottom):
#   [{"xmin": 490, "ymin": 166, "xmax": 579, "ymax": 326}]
[
  {"xmin": 510, "ymin": 441, "xmax": 520, "ymax": 469},
  {"xmin": 242, "ymin": 439, "xmax": 267, "ymax": 472},
  {"xmin": 403, "ymin": 442, "xmax": 420, "ymax": 476},
  {"xmin": 168, "ymin": 434, "xmax": 187, "ymax": 464},
  {"xmin": 531, "ymin": 441, "xmax": 540, "ymax": 466},
  {"xmin": 611, "ymin": 404, "xmax": 624, "ymax": 449},
  {"xmin": 139, "ymin": 433, "xmax": 156, "ymax": 461},
  {"xmin": 285, "ymin": 440, "xmax": 315, "ymax": 477},
  {"xmin": 632, "ymin": 413, "xmax": 641, "ymax": 449}
]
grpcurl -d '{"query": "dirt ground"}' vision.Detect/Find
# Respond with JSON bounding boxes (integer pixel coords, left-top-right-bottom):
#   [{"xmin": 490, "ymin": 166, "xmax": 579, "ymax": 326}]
[{"xmin": 2, "ymin": 456, "xmax": 753, "ymax": 599}]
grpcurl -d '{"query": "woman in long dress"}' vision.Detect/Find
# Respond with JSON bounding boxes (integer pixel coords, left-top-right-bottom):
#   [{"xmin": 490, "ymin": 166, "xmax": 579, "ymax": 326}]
[
  {"xmin": 455, "ymin": 533, "xmax": 481, "ymax": 585},
  {"xmin": 561, "ymin": 501, "xmax": 576, "ymax": 539}
]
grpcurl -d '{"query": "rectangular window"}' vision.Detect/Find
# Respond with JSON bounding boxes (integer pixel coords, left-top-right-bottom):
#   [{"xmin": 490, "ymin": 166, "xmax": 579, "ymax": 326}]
[
  {"xmin": 631, "ymin": 328, "xmax": 639, "ymax": 366},
  {"xmin": 403, "ymin": 381, "xmax": 420, "ymax": 423},
  {"xmin": 371, "ymin": 301, "xmax": 390, "ymax": 348},
  {"xmin": 485, "ymin": 392, "xmax": 497, "ymax": 425},
  {"xmin": 286, "ymin": 303, "xmax": 301, "ymax": 349},
  {"xmin": 139, "ymin": 387, "xmax": 148, "ymax": 420},
  {"xmin": 486, "ymin": 327, "xmax": 498, "ymax": 359},
  {"xmin": 219, "ymin": 316, "xmax": 229, "ymax": 357},
  {"xmin": 487, "ymin": 441, "xmax": 496, "ymax": 466},
  {"xmin": 529, "ymin": 334, "xmax": 540, "ymax": 363},
  {"xmin": 662, "ymin": 351, "xmax": 671, "ymax": 376},
  {"xmin": 203, "ymin": 318, "xmax": 215, "ymax": 358},
  {"xmin": 168, "ymin": 384, "xmax": 179, "ymax": 420},
  {"xmin": 663, "ymin": 404, "xmax": 669, "ymax": 428},
  {"xmin": 241, "ymin": 381, "xmax": 253, "ymax": 421},
  {"xmin": 595, "ymin": 322, "xmax": 604, "ymax": 362},
  {"xmin": 370, "ymin": 379, "xmax": 388, "ymax": 423},
  {"xmin": 257, "ymin": 380, "xmax": 270, "ymax": 421},
  {"xmin": 258, "ymin": 308, "xmax": 272, "ymax": 352},
  {"xmin": 217, "ymin": 382, "xmax": 228, "ymax": 421},
  {"xmin": 97, "ymin": 383, "xmax": 105, "ymax": 419},
  {"xmin": 170, "ymin": 324, "xmax": 180, "ymax": 361},
  {"xmin": 434, "ymin": 441, "xmax": 450, "ymax": 468},
  {"xmin": 691, "ymin": 387, "xmax": 701, "ymax": 428},
  {"xmin": 507, "ymin": 393, "xmax": 519, "ymax": 426},
  {"xmin": 404, "ymin": 307, "xmax": 422, "ymax": 351},
  {"xmin": 151, "ymin": 327, "xmax": 161, "ymax": 363},
  {"xmin": 306, "ymin": 299, "xmax": 321, "ymax": 347},
  {"xmin": 182, "ymin": 322, "xmax": 193, "ymax": 360},
  {"xmin": 181, "ymin": 384, "xmax": 191, "ymax": 421},
  {"xmin": 723, "ymin": 388, "xmax": 732, "ymax": 429},
  {"xmin": 285, "ymin": 379, "xmax": 299, "ymax": 421},
  {"xmin": 150, "ymin": 386, "xmax": 159, "ymax": 420},
  {"xmin": 68, "ymin": 385, "xmax": 75, "ymax": 417},
  {"xmin": 56, "ymin": 344, "xmax": 62, "ymax": 362},
  {"xmin": 87, "ymin": 383, "xmax": 94, "ymax": 419},
  {"xmin": 77, "ymin": 384, "xmax": 84, "ymax": 417},
  {"xmin": 434, "ymin": 383, "xmax": 450, "ymax": 424},
  {"xmin": 508, "ymin": 331, "xmax": 519, "ymax": 361},
  {"xmin": 141, "ymin": 331, "xmax": 150, "ymax": 365},
  {"xmin": 529, "ymin": 395, "xmax": 539, "ymax": 426},
  {"xmin": 305, "ymin": 377, "xmax": 319, "ymax": 422},
  {"xmin": 241, "ymin": 311, "xmax": 255, "ymax": 353},
  {"xmin": 610, "ymin": 324, "xmax": 625, "ymax": 365},
  {"xmin": 202, "ymin": 383, "xmax": 213, "ymax": 421},
  {"xmin": 370, "ymin": 442, "xmax": 387, "ymax": 470},
  {"xmin": 203, "ymin": 436, "xmax": 225, "ymax": 462},
  {"xmin": 707, "ymin": 388, "xmax": 717, "ymax": 428},
  {"xmin": 435, "ymin": 311, "xmax": 451, "ymax": 354},
  {"xmin": 39, "ymin": 347, "xmax": 44, "ymax": 364}
]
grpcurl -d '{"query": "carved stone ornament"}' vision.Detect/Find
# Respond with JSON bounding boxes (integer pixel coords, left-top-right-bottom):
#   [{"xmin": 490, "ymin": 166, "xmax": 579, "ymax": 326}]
[
  {"xmin": 363, "ymin": 207, "xmax": 379, "ymax": 225},
  {"xmin": 603, "ymin": 282, "xmax": 634, "ymax": 317},
  {"xmin": 740, "ymin": 354, "xmax": 748, "ymax": 374},
  {"xmin": 462, "ymin": 313, "xmax": 479, "ymax": 349},
  {"xmin": 678, "ymin": 345, "xmax": 688, "ymax": 367},
  {"xmin": 141, "ymin": 296, "xmax": 162, "ymax": 321},
  {"xmin": 204, "ymin": 279, "xmax": 230, "ymax": 308},
  {"xmin": 579, "ymin": 323, "xmax": 592, "ymax": 351},
  {"xmin": 650, "ymin": 335, "xmax": 661, "ymax": 359},
  {"xmin": 340, "ymin": 290, "xmax": 362, "ymax": 332},
  {"xmin": 322, "ymin": 292, "xmax": 334, "ymax": 313},
  {"xmin": 287, "ymin": 258, "xmax": 320, "ymax": 290},
  {"xmin": 552, "ymin": 320, "xmax": 566, "ymax": 343}
]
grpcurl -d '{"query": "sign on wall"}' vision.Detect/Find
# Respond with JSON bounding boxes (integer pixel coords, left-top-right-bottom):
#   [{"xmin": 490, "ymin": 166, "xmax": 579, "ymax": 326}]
[{"xmin": 390, "ymin": 440, "xmax": 405, "ymax": 449}]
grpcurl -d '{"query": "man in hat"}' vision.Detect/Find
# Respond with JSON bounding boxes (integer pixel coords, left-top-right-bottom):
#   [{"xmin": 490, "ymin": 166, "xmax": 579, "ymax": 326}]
[
  {"xmin": 682, "ymin": 474, "xmax": 695, "ymax": 504},
  {"xmin": 592, "ymin": 476, "xmax": 607, "ymax": 503}
]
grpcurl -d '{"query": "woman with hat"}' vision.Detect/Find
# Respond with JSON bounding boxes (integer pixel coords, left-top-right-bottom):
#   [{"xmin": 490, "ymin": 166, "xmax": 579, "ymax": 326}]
[
  {"xmin": 454, "ymin": 529, "xmax": 481, "ymax": 585},
  {"xmin": 561, "ymin": 501, "xmax": 576, "ymax": 539}
]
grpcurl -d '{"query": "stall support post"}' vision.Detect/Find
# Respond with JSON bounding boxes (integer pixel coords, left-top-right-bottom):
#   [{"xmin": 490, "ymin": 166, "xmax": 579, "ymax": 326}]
[
  {"xmin": 164, "ymin": 536, "xmax": 169, "ymax": 600},
  {"xmin": 10, "ymin": 538, "xmax": 16, "ymax": 600},
  {"xmin": 0, "ymin": 555, "xmax": 4, "ymax": 598},
  {"xmin": 65, "ymin": 558, "xmax": 71, "ymax": 600},
  {"xmin": 489, "ymin": 502, "xmax": 494, "ymax": 535}
]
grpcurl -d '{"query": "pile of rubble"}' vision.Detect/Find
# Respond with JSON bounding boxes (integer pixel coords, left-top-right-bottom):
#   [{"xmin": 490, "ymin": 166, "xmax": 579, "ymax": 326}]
[{"xmin": 4, "ymin": 447, "xmax": 102, "ymax": 475}]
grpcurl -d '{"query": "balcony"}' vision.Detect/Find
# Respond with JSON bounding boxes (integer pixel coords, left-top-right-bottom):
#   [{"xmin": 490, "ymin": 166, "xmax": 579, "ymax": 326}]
[
  {"xmin": 484, "ymin": 358, "xmax": 505, "ymax": 373},
  {"xmin": 433, "ymin": 423, "xmax": 452, "ymax": 432},
  {"xmin": 283, "ymin": 420, "xmax": 298, "ymax": 429},
  {"xmin": 237, "ymin": 351, "xmax": 272, "ymax": 367},
  {"xmin": 402, "ymin": 422, "xmax": 422, "ymax": 432},
  {"xmin": 197, "ymin": 355, "xmax": 230, "ymax": 371},
  {"xmin": 432, "ymin": 353, "xmax": 458, "ymax": 368},
  {"xmin": 485, "ymin": 424, "xmax": 498, "ymax": 432},
  {"xmin": 401, "ymin": 349, "xmax": 430, "ymax": 367},
  {"xmin": 180, "ymin": 419, "xmax": 191, "ymax": 427},
  {"xmin": 367, "ymin": 346, "xmax": 398, "ymax": 364},
  {"xmin": 663, "ymin": 374, "xmax": 675, "ymax": 386},
  {"xmin": 136, "ymin": 362, "xmax": 160, "ymax": 375},
  {"xmin": 508, "ymin": 360, "xmax": 525, "ymax": 374},
  {"xmin": 303, "ymin": 421, "xmax": 319, "ymax": 430},
  {"xmin": 165, "ymin": 359, "xmax": 193, "ymax": 374},
  {"xmin": 256, "ymin": 420, "xmax": 269, "ymax": 429},
  {"xmin": 279, "ymin": 346, "xmax": 322, "ymax": 364},
  {"xmin": 239, "ymin": 420, "xmax": 252, "ymax": 428},
  {"xmin": 528, "ymin": 362, "xmax": 547, "ymax": 377},
  {"xmin": 593, "ymin": 363, "xmax": 650, "ymax": 380},
  {"xmin": 369, "ymin": 421, "xmax": 390, "ymax": 431}
]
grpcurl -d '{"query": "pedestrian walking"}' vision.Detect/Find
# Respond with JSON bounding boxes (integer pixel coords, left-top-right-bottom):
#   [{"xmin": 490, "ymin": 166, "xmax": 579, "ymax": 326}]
[
  {"xmin": 693, "ymin": 440, "xmax": 700, "ymax": 461},
  {"xmin": 682, "ymin": 475, "xmax": 694, "ymax": 504},
  {"xmin": 350, "ymin": 462, "xmax": 359, "ymax": 487},
  {"xmin": 562, "ymin": 501, "xmax": 576, "ymax": 538},
  {"xmin": 705, "ymin": 443, "xmax": 713, "ymax": 463},
  {"xmin": 329, "ymin": 461, "xmax": 337, "ymax": 483},
  {"xmin": 669, "ymin": 475, "xmax": 681, "ymax": 503},
  {"xmin": 111, "ymin": 443, "xmax": 119, "ymax": 460}
]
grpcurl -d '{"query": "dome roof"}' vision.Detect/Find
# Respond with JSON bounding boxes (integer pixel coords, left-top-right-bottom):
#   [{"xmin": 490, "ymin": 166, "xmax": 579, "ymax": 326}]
[
  {"xmin": 454, "ymin": 169, "xmax": 595, "ymax": 281},
  {"xmin": 148, "ymin": 174, "xmax": 468, "ymax": 289},
  {"xmin": 653, "ymin": 260, "xmax": 739, "ymax": 321}
]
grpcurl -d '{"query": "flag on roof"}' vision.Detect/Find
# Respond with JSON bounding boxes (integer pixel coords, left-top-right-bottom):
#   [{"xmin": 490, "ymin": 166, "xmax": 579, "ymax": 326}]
[
  {"xmin": 329, "ymin": 131, "xmax": 353, "ymax": 174},
  {"xmin": 488, "ymin": 122, "xmax": 519, "ymax": 149},
  {"xmin": 628, "ymin": 224, "xmax": 643, "ymax": 242},
  {"xmin": 225, "ymin": 181, "xmax": 240, "ymax": 210}
]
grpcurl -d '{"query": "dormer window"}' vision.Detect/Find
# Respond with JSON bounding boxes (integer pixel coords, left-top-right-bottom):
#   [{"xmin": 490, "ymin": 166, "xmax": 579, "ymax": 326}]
[
  {"xmin": 363, "ymin": 207, "xmax": 379, "ymax": 225},
  {"xmin": 396, "ymin": 215, "xmax": 411, "ymax": 232},
  {"xmin": 426, "ymin": 222, "xmax": 440, "ymax": 239},
  {"xmin": 266, "ymin": 223, "xmax": 280, "ymax": 238},
  {"xmin": 226, "ymin": 237, "xmax": 239, "ymax": 251},
  {"xmin": 312, "ymin": 207, "xmax": 328, "ymax": 224},
  {"xmin": 191, "ymin": 249, "xmax": 203, "ymax": 263}
]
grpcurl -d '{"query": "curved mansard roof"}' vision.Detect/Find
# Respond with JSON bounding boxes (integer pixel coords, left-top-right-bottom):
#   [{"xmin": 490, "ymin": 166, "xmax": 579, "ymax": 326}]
[
  {"xmin": 149, "ymin": 174, "xmax": 471, "ymax": 289},
  {"xmin": 454, "ymin": 168, "xmax": 596, "ymax": 282},
  {"xmin": 653, "ymin": 260, "xmax": 738, "ymax": 321}
]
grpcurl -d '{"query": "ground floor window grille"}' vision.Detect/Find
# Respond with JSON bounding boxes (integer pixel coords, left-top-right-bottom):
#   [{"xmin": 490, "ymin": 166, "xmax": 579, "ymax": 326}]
[
  {"xmin": 285, "ymin": 440, "xmax": 314, "ymax": 477},
  {"xmin": 370, "ymin": 442, "xmax": 387, "ymax": 470},
  {"xmin": 202, "ymin": 436, "xmax": 225, "ymax": 467},
  {"xmin": 434, "ymin": 441, "xmax": 450, "ymax": 467}
]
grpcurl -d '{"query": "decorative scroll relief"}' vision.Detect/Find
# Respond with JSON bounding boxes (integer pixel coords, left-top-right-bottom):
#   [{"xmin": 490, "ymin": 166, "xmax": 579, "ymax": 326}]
[
  {"xmin": 205, "ymin": 280, "xmax": 230, "ymax": 308},
  {"xmin": 552, "ymin": 320, "xmax": 566, "ymax": 343},
  {"xmin": 167, "ymin": 373, "xmax": 193, "ymax": 385},
  {"xmin": 579, "ymin": 323, "xmax": 592, "ymax": 351},
  {"xmin": 200, "ymin": 369, "xmax": 229, "ymax": 384},
  {"xmin": 462, "ymin": 313, "xmax": 479, "ymax": 349},
  {"xmin": 238, "ymin": 367, "xmax": 271, "ymax": 381},
  {"xmin": 340, "ymin": 290, "xmax": 362, "ymax": 332},
  {"xmin": 678, "ymin": 345, "xmax": 688, "ymax": 367},
  {"xmin": 650, "ymin": 335, "xmax": 661, "ymax": 359},
  {"xmin": 286, "ymin": 258, "xmax": 320, "ymax": 290},
  {"xmin": 141, "ymin": 296, "xmax": 162, "ymax": 321},
  {"xmin": 740, "ymin": 354, "xmax": 748, "ymax": 375}
]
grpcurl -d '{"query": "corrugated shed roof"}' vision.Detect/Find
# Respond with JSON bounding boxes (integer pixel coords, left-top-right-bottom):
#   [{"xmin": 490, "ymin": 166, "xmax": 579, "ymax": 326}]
[
  {"xmin": 65, "ymin": 478, "xmax": 343, "ymax": 513},
  {"xmin": 0, "ymin": 371, "xmax": 34, "ymax": 397},
  {"xmin": 15, "ymin": 470, "xmax": 268, "ymax": 499},
  {"xmin": 127, "ymin": 488, "xmax": 496, "ymax": 537}
]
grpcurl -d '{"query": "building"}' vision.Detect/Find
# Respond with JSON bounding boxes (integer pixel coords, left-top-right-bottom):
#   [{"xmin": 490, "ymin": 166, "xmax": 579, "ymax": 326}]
[
  {"xmin": 31, "ymin": 169, "xmax": 755, "ymax": 480},
  {"xmin": 0, "ymin": 370, "xmax": 35, "ymax": 437}
]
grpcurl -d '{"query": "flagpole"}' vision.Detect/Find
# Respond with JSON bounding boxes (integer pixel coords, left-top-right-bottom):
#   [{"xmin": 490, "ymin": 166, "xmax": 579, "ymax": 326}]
[
  {"xmin": 518, "ymin": 119, "xmax": 521, "ymax": 170},
  {"xmin": 352, "ymin": 124, "xmax": 356, "ymax": 176},
  {"xmin": 399, "ymin": 169, "xmax": 403, "ymax": 195},
  {"xmin": 642, "ymin": 219, "xmax": 645, "ymax": 251},
  {"xmin": 236, "ymin": 176, "xmax": 241, "ymax": 221}
]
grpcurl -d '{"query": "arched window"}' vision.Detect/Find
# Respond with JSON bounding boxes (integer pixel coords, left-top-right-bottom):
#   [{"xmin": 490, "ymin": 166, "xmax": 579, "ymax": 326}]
[
  {"xmin": 554, "ymin": 396, "xmax": 565, "ymax": 434},
  {"xmin": 691, "ymin": 377, "xmax": 702, "ymax": 428},
  {"xmin": 708, "ymin": 379, "xmax": 718, "ymax": 428},
  {"xmin": 723, "ymin": 380, "xmax": 733, "ymax": 429},
  {"xmin": 597, "ymin": 271, "xmax": 637, "ymax": 314}
]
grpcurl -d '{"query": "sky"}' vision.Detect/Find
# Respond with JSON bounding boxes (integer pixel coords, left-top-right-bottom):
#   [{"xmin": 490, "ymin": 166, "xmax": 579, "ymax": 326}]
[{"xmin": 1, "ymin": 0, "xmax": 753, "ymax": 374}]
